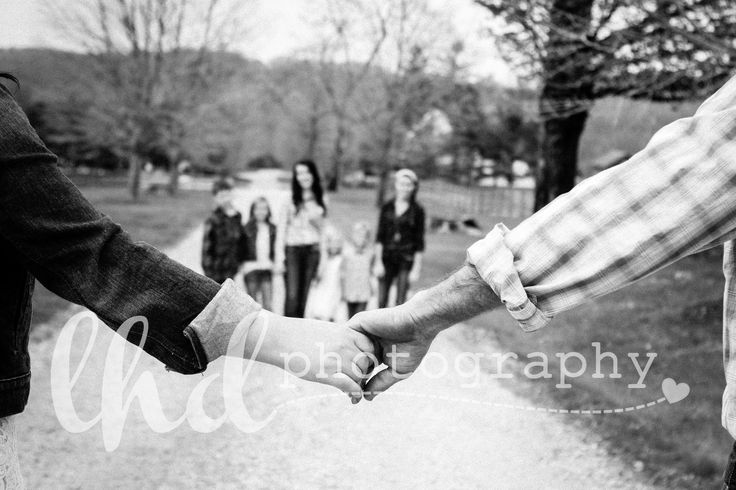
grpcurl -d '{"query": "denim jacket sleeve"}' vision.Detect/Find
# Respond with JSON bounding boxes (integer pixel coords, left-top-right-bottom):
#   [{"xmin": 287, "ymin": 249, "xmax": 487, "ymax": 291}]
[{"xmin": 0, "ymin": 83, "xmax": 221, "ymax": 374}]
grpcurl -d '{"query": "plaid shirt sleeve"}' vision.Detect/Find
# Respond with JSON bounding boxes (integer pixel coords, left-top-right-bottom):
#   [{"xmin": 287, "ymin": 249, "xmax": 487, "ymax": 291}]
[{"xmin": 467, "ymin": 75, "xmax": 736, "ymax": 332}]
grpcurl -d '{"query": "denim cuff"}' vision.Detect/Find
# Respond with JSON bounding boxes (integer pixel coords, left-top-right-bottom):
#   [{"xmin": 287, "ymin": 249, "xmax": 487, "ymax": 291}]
[
  {"xmin": 466, "ymin": 223, "xmax": 551, "ymax": 332},
  {"xmin": 188, "ymin": 279, "xmax": 262, "ymax": 362},
  {"xmin": 0, "ymin": 372, "xmax": 30, "ymax": 418}
]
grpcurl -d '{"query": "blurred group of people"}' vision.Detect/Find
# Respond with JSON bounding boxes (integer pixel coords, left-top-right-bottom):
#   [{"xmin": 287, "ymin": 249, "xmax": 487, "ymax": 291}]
[{"xmin": 201, "ymin": 160, "xmax": 426, "ymax": 320}]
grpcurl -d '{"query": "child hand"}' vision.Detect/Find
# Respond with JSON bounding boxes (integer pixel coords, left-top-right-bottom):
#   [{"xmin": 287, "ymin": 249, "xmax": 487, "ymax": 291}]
[{"xmin": 244, "ymin": 311, "xmax": 377, "ymax": 403}]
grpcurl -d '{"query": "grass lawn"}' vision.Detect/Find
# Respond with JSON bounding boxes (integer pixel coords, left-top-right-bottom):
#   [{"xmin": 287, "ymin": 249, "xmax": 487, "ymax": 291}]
[
  {"xmin": 30, "ymin": 175, "xmax": 214, "ymax": 330},
  {"xmin": 332, "ymin": 187, "xmax": 730, "ymax": 487}
]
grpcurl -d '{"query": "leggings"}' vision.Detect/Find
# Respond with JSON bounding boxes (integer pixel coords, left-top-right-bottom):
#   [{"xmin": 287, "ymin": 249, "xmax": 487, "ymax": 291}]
[
  {"xmin": 284, "ymin": 244, "xmax": 320, "ymax": 318},
  {"xmin": 378, "ymin": 252, "xmax": 413, "ymax": 308},
  {"xmin": 244, "ymin": 270, "xmax": 273, "ymax": 311},
  {"xmin": 347, "ymin": 301, "xmax": 368, "ymax": 318}
]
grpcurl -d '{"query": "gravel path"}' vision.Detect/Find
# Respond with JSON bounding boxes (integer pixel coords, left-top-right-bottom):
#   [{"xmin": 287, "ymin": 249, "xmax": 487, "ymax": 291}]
[{"xmin": 16, "ymin": 173, "xmax": 657, "ymax": 489}]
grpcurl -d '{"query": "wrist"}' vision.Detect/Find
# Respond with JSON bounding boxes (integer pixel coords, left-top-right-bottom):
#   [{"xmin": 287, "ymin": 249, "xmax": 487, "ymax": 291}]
[
  {"xmin": 399, "ymin": 289, "xmax": 448, "ymax": 340},
  {"xmin": 243, "ymin": 310, "xmax": 285, "ymax": 367},
  {"xmin": 403, "ymin": 263, "xmax": 497, "ymax": 336}
]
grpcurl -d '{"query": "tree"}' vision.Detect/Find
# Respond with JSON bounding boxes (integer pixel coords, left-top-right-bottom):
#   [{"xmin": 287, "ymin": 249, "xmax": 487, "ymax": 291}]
[
  {"xmin": 265, "ymin": 60, "xmax": 332, "ymax": 163},
  {"xmin": 310, "ymin": 0, "xmax": 389, "ymax": 191},
  {"xmin": 475, "ymin": 0, "xmax": 736, "ymax": 210},
  {"xmin": 46, "ymin": 0, "xmax": 255, "ymax": 198},
  {"xmin": 348, "ymin": 0, "xmax": 454, "ymax": 205}
]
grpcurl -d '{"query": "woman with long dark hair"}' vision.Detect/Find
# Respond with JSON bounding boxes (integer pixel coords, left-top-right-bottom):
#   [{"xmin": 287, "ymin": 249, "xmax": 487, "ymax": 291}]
[
  {"xmin": 276, "ymin": 159, "xmax": 327, "ymax": 318},
  {"xmin": 374, "ymin": 168, "xmax": 425, "ymax": 307}
]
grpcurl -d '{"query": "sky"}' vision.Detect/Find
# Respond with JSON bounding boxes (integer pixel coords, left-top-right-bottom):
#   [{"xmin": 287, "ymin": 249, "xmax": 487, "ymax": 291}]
[{"xmin": 0, "ymin": 0, "xmax": 515, "ymax": 85}]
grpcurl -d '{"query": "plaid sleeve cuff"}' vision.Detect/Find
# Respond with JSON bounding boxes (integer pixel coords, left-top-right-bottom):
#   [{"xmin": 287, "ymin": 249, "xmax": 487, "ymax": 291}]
[
  {"xmin": 466, "ymin": 223, "xmax": 552, "ymax": 332},
  {"xmin": 188, "ymin": 278, "xmax": 262, "ymax": 362}
]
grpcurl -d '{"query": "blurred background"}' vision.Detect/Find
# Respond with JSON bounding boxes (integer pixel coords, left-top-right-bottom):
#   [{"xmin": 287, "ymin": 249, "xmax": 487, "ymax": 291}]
[{"xmin": 3, "ymin": 0, "xmax": 736, "ymax": 487}]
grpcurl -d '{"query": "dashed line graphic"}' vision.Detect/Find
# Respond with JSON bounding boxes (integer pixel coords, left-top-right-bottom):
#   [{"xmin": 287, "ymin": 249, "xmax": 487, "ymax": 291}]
[{"xmin": 271, "ymin": 377, "xmax": 687, "ymax": 416}]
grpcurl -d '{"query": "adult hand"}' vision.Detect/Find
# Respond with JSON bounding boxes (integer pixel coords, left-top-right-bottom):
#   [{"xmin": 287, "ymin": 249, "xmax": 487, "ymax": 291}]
[
  {"xmin": 346, "ymin": 297, "xmax": 439, "ymax": 400},
  {"xmin": 347, "ymin": 264, "xmax": 499, "ymax": 400}
]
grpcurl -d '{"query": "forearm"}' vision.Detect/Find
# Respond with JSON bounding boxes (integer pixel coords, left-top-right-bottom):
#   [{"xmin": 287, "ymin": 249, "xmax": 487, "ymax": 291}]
[
  {"xmin": 400, "ymin": 262, "xmax": 498, "ymax": 337},
  {"xmin": 242, "ymin": 310, "xmax": 301, "ymax": 366}
]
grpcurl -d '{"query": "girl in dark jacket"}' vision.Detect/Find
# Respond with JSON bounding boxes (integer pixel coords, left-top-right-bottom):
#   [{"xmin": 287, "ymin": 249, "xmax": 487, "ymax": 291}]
[
  {"xmin": 374, "ymin": 169, "xmax": 426, "ymax": 307},
  {"xmin": 239, "ymin": 197, "xmax": 277, "ymax": 310}
]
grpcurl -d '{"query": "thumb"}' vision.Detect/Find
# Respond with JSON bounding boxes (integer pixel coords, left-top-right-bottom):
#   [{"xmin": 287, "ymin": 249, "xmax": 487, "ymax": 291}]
[
  {"xmin": 363, "ymin": 367, "xmax": 405, "ymax": 401},
  {"xmin": 325, "ymin": 372, "xmax": 363, "ymax": 404},
  {"xmin": 346, "ymin": 308, "xmax": 392, "ymax": 336}
]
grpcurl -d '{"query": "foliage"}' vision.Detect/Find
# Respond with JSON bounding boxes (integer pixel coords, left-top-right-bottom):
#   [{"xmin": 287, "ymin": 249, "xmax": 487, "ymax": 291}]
[{"xmin": 475, "ymin": 0, "xmax": 736, "ymax": 208}]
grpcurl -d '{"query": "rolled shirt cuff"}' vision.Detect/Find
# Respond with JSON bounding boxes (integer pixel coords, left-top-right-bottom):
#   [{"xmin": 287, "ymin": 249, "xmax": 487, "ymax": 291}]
[
  {"xmin": 188, "ymin": 278, "xmax": 262, "ymax": 362},
  {"xmin": 466, "ymin": 223, "xmax": 551, "ymax": 332}
]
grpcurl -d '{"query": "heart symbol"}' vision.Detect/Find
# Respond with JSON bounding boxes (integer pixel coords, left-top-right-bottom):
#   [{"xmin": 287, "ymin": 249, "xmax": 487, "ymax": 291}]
[{"xmin": 662, "ymin": 378, "xmax": 690, "ymax": 404}]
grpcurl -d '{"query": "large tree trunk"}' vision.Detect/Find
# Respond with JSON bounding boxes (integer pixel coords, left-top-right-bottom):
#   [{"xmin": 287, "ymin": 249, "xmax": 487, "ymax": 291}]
[
  {"xmin": 128, "ymin": 154, "xmax": 142, "ymax": 200},
  {"xmin": 534, "ymin": 0, "xmax": 595, "ymax": 210},
  {"xmin": 534, "ymin": 109, "xmax": 588, "ymax": 210}
]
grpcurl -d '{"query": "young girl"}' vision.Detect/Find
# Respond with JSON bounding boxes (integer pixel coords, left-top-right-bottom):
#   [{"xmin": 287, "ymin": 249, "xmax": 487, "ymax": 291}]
[
  {"xmin": 341, "ymin": 222, "xmax": 375, "ymax": 318},
  {"xmin": 239, "ymin": 197, "xmax": 276, "ymax": 311},
  {"xmin": 307, "ymin": 227, "xmax": 344, "ymax": 322}
]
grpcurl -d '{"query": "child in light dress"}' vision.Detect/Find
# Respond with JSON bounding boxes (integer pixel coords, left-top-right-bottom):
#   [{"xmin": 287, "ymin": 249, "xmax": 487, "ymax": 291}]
[
  {"xmin": 307, "ymin": 227, "xmax": 344, "ymax": 321},
  {"xmin": 341, "ymin": 222, "xmax": 375, "ymax": 318}
]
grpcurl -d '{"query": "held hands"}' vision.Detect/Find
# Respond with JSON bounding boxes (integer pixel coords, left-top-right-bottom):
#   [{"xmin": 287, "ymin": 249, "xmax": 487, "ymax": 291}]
[
  {"xmin": 245, "ymin": 265, "xmax": 490, "ymax": 403},
  {"xmin": 346, "ymin": 299, "xmax": 438, "ymax": 400},
  {"xmin": 346, "ymin": 264, "xmax": 496, "ymax": 400},
  {"xmin": 247, "ymin": 311, "xmax": 376, "ymax": 404}
]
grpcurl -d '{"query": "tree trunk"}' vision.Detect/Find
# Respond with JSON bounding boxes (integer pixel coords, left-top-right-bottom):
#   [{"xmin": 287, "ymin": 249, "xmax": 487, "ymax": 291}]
[
  {"xmin": 533, "ymin": 0, "xmax": 595, "ymax": 210},
  {"xmin": 168, "ymin": 149, "xmax": 180, "ymax": 196},
  {"xmin": 168, "ymin": 160, "xmax": 180, "ymax": 196},
  {"xmin": 305, "ymin": 112, "xmax": 320, "ymax": 160},
  {"xmin": 128, "ymin": 154, "xmax": 142, "ymax": 200},
  {"xmin": 375, "ymin": 123, "xmax": 395, "ymax": 207},
  {"xmin": 534, "ymin": 109, "xmax": 588, "ymax": 210},
  {"xmin": 329, "ymin": 117, "xmax": 347, "ymax": 192}
]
